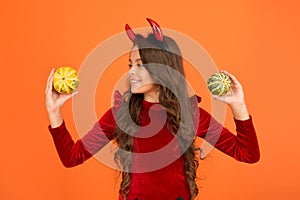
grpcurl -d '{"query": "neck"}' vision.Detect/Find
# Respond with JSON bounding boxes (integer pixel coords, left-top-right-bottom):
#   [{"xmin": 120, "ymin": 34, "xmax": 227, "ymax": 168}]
[{"xmin": 144, "ymin": 89, "xmax": 159, "ymax": 103}]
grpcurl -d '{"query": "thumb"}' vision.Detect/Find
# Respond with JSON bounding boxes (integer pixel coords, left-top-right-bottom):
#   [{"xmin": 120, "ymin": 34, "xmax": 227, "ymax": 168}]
[
  {"xmin": 214, "ymin": 94, "xmax": 235, "ymax": 105},
  {"xmin": 212, "ymin": 94, "xmax": 227, "ymax": 102},
  {"xmin": 71, "ymin": 91, "xmax": 79, "ymax": 97},
  {"xmin": 63, "ymin": 91, "xmax": 79, "ymax": 102},
  {"xmin": 69, "ymin": 91, "xmax": 79, "ymax": 99}
]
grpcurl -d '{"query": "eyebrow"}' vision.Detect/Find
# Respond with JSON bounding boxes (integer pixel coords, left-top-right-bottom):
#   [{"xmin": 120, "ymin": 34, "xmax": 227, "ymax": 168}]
[{"xmin": 129, "ymin": 58, "xmax": 142, "ymax": 62}]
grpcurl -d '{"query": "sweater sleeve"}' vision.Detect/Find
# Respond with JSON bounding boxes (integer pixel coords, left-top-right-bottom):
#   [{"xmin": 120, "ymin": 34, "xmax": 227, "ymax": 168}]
[
  {"xmin": 48, "ymin": 108, "xmax": 116, "ymax": 168},
  {"xmin": 195, "ymin": 107, "xmax": 260, "ymax": 163},
  {"xmin": 48, "ymin": 90, "xmax": 122, "ymax": 168}
]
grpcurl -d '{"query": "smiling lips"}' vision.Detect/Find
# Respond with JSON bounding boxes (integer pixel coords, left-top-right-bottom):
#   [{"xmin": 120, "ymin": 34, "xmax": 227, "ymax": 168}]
[
  {"xmin": 130, "ymin": 78, "xmax": 142, "ymax": 89},
  {"xmin": 131, "ymin": 79, "xmax": 141, "ymax": 83}
]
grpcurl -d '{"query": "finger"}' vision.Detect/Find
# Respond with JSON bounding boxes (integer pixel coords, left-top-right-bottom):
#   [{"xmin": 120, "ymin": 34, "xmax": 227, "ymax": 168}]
[
  {"xmin": 45, "ymin": 68, "xmax": 55, "ymax": 94},
  {"xmin": 46, "ymin": 69, "xmax": 55, "ymax": 90},
  {"xmin": 220, "ymin": 70, "xmax": 241, "ymax": 87},
  {"xmin": 45, "ymin": 76, "xmax": 54, "ymax": 95}
]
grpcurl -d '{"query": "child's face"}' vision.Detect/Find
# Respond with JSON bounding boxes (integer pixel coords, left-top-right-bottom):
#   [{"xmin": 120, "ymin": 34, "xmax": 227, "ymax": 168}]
[{"xmin": 128, "ymin": 48, "xmax": 159, "ymax": 100}]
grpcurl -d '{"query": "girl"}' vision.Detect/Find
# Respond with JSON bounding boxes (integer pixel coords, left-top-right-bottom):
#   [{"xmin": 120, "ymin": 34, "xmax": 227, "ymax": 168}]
[{"xmin": 45, "ymin": 18, "xmax": 260, "ymax": 200}]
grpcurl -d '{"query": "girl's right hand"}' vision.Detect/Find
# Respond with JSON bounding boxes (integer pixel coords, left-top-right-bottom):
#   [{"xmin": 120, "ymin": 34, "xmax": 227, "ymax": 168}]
[{"xmin": 45, "ymin": 69, "xmax": 78, "ymax": 113}]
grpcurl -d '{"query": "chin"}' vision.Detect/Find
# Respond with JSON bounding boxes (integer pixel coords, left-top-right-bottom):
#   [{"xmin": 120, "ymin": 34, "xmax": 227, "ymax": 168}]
[
  {"xmin": 131, "ymin": 85, "xmax": 146, "ymax": 94},
  {"xmin": 131, "ymin": 84, "xmax": 157, "ymax": 94},
  {"xmin": 131, "ymin": 88, "xmax": 143, "ymax": 94}
]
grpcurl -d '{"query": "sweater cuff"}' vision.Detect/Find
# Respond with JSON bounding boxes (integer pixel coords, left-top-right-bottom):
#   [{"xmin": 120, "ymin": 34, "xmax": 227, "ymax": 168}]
[
  {"xmin": 234, "ymin": 115, "xmax": 254, "ymax": 132},
  {"xmin": 48, "ymin": 120, "xmax": 66, "ymax": 136}
]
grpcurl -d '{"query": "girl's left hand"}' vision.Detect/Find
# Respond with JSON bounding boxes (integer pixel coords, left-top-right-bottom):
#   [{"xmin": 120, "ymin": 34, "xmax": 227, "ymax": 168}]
[{"xmin": 212, "ymin": 70, "xmax": 245, "ymax": 106}]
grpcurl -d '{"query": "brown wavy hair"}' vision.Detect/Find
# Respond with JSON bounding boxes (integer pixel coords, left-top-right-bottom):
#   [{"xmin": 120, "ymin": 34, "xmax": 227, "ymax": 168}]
[{"xmin": 113, "ymin": 33, "xmax": 199, "ymax": 199}]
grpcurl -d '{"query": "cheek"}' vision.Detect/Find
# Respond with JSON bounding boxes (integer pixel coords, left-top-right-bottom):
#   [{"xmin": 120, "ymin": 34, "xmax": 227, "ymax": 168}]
[{"xmin": 140, "ymin": 70, "xmax": 154, "ymax": 83}]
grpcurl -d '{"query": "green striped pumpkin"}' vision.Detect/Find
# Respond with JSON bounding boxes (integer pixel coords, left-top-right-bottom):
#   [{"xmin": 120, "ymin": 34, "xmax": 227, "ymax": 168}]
[{"xmin": 207, "ymin": 72, "xmax": 231, "ymax": 96}]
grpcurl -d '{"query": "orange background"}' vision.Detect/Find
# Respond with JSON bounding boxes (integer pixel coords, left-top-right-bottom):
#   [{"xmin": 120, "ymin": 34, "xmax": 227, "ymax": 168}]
[{"xmin": 1, "ymin": 0, "xmax": 299, "ymax": 199}]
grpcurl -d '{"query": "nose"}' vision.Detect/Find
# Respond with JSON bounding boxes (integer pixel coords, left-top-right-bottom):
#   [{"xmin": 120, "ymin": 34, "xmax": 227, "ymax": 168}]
[{"xmin": 129, "ymin": 65, "xmax": 137, "ymax": 75}]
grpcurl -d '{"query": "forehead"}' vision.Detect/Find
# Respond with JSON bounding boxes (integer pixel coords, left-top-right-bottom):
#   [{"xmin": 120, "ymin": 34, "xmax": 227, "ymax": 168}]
[{"xmin": 129, "ymin": 48, "xmax": 141, "ymax": 62}]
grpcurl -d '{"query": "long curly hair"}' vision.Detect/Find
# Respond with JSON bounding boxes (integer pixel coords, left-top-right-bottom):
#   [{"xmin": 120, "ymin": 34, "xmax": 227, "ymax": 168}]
[{"xmin": 113, "ymin": 33, "xmax": 200, "ymax": 199}]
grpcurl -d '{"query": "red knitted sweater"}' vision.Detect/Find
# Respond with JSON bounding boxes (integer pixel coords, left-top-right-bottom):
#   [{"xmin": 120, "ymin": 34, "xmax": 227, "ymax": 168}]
[{"xmin": 48, "ymin": 92, "xmax": 260, "ymax": 200}]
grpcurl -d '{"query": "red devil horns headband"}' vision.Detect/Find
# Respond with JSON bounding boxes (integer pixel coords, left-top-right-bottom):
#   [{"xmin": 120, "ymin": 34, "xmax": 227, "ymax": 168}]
[{"xmin": 125, "ymin": 18, "xmax": 164, "ymax": 42}]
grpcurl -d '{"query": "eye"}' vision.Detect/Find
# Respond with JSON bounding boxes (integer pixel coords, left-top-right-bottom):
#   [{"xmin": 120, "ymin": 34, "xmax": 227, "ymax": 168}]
[
  {"xmin": 128, "ymin": 64, "xmax": 132, "ymax": 68},
  {"xmin": 137, "ymin": 63, "xmax": 143, "ymax": 67}
]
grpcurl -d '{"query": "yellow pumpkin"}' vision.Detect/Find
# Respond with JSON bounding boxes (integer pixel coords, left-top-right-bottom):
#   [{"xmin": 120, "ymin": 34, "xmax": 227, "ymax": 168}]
[
  {"xmin": 207, "ymin": 72, "xmax": 231, "ymax": 96},
  {"xmin": 52, "ymin": 66, "xmax": 79, "ymax": 94}
]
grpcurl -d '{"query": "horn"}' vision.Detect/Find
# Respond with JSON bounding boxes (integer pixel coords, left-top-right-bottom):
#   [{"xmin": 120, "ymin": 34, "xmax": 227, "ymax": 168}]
[
  {"xmin": 125, "ymin": 24, "xmax": 136, "ymax": 42},
  {"xmin": 146, "ymin": 18, "xmax": 163, "ymax": 42}
]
